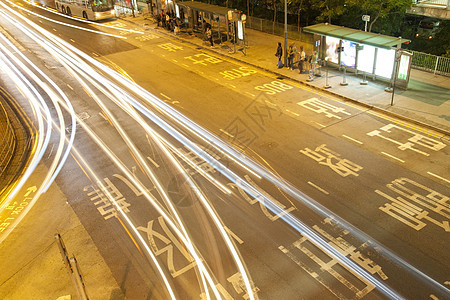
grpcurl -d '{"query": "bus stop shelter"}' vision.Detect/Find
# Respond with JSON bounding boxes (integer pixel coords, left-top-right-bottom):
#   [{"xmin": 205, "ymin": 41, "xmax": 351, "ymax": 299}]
[
  {"xmin": 303, "ymin": 23, "xmax": 412, "ymax": 89},
  {"xmin": 175, "ymin": 1, "xmax": 244, "ymax": 44}
]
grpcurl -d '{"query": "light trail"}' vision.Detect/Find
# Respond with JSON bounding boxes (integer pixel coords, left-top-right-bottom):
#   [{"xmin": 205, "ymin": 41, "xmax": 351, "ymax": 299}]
[
  {"xmin": 0, "ymin": 21, "xmax": 77, "ymax": 194},
  {"xmin": 2, "ymin": 0, "xmax": 127, "ymax": 39},
  {"xmin": 25, "ymin": 0, "xmax": 145, "ymax": 34},
  {"xmin": 1, "ymin": 1, "xmax": 448, "ymax": 299},
  {"xmin": 1, "ymin": 10, "xmax": 236, "ymax": 296},
  {"xmin": 0, "ymin": 41, "xmax": 52, "ymax": 203}
]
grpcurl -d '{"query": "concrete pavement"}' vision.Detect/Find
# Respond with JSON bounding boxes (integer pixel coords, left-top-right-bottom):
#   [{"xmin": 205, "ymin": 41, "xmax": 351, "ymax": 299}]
[{"xmin": 121, "ymin": 13, "xmax": 450, "ymax": 137}]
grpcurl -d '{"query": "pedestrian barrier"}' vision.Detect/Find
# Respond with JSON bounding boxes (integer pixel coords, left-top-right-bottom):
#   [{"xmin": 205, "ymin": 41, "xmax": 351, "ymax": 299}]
[
  {"xmin": 410, "ymin": 50, "xmax": 450, "ymax": 76},
  {"xmin": 0, "ymin": 100, "xmax": 16, "ymax": 176},
  {"xmin": 246, "ymin": 16, "xmax": 314, "ymax": 44}
]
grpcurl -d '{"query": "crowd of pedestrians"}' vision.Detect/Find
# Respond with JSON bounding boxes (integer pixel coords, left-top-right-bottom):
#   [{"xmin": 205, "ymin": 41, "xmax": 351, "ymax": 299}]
[
  {"xmin": 157, "ymin": 10, "xmax": 183, "ymax": 35},
  {"xmin": 274, "ymin": 42, "xmax": 316, "ymax": 74}
]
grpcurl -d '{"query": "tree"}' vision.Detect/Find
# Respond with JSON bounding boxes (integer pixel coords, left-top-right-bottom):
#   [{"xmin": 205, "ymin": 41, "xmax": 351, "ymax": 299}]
[
  {"xmin": 309, "ymin": 0, "xmax": 346, "ymax": 24},
  {"xmin": 345, "ymin": 0, "xmax": 411, "ymax": 32}
]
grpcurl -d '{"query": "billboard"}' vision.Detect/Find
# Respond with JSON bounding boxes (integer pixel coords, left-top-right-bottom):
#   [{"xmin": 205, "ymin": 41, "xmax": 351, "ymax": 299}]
[
  {"xmin": 356, "ymin": 44, "xmax": 375, "ymax": 73},
  {"xmin": 325, "ymin": 36, "xmax": 340, "ymax": 64},
  {"xmin": 375, "ymin": 48, "xmax": 395, "ymax": 79},
  {"xmin": 340, "ymin": 40, "xmax": 357, "ymax": 68}
]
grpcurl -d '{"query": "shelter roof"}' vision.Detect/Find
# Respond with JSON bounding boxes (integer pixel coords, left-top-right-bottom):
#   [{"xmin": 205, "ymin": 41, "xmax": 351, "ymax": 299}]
[
  {"xmin": 303, "ymin": 23, "xmax": 410, "ymax": 49},
  {"xmin": 176, "ymin": 1, "xmax": 233, "ymax": 16}
]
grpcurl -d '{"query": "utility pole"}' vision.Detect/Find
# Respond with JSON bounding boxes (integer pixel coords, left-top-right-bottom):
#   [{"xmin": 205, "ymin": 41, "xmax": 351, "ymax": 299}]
[{"xmin": 284, "ymin": 0, "xmax": 288, "ymax": 66}]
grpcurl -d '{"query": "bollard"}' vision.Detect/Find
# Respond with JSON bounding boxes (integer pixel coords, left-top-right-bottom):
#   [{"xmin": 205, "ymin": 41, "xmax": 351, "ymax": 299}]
[
  {"xmin": 323, "ymin": 61, "xmax": 331, "ymax": 89},
  {"xmin": 306, "ymin": 63, "xmax": 315, "ymax": 82},
  {"xmin": 55, "ymin": 233, "xmax": 89, "ymax": 300},
  {"xmin": 360, "ymin": 71, "xmax": 368, "ymax": 85},
  {"xmin": 340, "ymin": 66, "xmax": 348, "ymax": 86}
]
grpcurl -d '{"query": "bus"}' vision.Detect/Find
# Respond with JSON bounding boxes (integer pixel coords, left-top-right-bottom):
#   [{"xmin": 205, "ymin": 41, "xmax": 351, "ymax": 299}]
[{"xmin": 55, "ymin": 0, "xmax": 116, "ymax": 21}]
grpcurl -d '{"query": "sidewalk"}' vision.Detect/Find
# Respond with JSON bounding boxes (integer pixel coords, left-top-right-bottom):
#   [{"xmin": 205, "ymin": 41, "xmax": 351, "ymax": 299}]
[{"xmin": 123, "ymin": 14, "xmax": 450, "ymax": 137}]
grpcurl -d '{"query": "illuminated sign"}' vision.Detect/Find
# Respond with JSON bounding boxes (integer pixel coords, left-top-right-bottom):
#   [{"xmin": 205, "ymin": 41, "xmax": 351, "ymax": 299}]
[
  {"xmin": 375, "ymin": 48, "xmax": 395, "ymax": 79},
  {"xmin": 325, "ymin": 36, "xmax": 340, "ymax": 64},
  {"xmin": 357, "ymin": 44, "xmax": 375, "ymax": 73},
  {"xmin": 341, "ymin": 40, "xmax": 356, "ymax": 68},
  {"xmin": 398, "ymin": 54, "xmax": 410, "ymax": 80}
]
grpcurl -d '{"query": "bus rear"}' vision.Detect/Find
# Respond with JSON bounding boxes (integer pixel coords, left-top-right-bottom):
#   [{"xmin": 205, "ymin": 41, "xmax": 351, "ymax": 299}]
[{"xmin": 55, "ymin": 0, "xmax": 115, "ymax": 21}]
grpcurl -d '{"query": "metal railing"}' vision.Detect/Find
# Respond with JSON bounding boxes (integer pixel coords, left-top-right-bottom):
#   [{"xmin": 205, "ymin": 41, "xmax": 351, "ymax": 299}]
[
  {"xmin": 0, "ymin": 101, "xmax": 16, "ymax": 176},
  {"xmin": 413, "ymin": 0, "xmax": 449, "ymax": 6},
  {"xmin": 246, "ymin": 16, "xmax": 314, "ymax": 44},
  {"xmin": 410, "ymin": 50, "xmax": 450, "ymax": 76}
]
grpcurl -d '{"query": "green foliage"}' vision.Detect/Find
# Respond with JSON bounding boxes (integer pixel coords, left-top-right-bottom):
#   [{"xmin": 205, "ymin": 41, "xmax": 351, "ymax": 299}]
[
  {"xmin": 405, "ymin": 20, "xmax": 450, "ymax": 56},
  {"xmin": 309, "ymin": 0, "xmax": 346, "ymax": 23},
  {"xmin": 339, "ymin": 0, "xmax": 411, "ymax": 34}
]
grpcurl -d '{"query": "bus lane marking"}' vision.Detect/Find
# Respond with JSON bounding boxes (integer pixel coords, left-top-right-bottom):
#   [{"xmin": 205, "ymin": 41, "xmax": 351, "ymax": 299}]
[
  {"xmin": 297, "ymin": 97, "xmax": 352, "ymax": 119},
  {"xmin": 367, "ymin": 124, "xmax": 446, "ymax": 156},
  {"xmin": 279, "ymin": 217, "xmax": 388, "ymax": 300},
  {"xmin": 300, "ymin": 144, "xmax": 363, "ymax": 177},
  {"xmin": 375, "ymin": 177, "xmax": 449, "ymax": 232},
  {"xmin": 254, "ymin": 80, "xmax": 293, "ymax": 95}
]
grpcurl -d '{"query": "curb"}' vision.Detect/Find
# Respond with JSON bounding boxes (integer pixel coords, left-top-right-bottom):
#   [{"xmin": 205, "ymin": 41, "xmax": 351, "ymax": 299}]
[
  {"xmin": 0, "ymin": 87, "xmax": 34, "ymax": 197},
  {"xmin": 121, "ymin": 16, "xmax": 450, "ymax": 138}
]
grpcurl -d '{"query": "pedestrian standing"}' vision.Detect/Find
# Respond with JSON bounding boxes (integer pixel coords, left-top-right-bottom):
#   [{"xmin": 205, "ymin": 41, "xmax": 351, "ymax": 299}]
[
  {"xmin": 206, "ymin": 27, "xmax": 213, "ymax": 47},
  {"xmin": 298, "ymin": 46, "xmax": 306, "ymax": 74},
  {"xmin": 165, "ymin": 13, "xmax": 170, "ymax": 30},
  {"xmin": 161, "ymin": 11, "xmax": 166, "ymax": 28},
  {"xmin": 288, "ymin": 43, "xmax": 296, "ymax": 70},
  {"xmin": 275, "ymin": 42, "xmax": 283, "ymax": 68}
]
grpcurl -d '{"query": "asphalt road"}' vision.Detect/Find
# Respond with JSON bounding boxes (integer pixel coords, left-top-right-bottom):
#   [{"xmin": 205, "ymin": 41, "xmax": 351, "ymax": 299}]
[{"xmin": 0, "ymin": 1, "xmax": 448, "ymax": 299}]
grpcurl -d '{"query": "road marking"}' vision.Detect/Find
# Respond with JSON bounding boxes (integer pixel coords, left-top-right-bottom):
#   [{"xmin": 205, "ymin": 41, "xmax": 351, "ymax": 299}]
[
  {"xmin": 314, "ymin": 122, "xmax": 326, "ymax": 128},
  {"xmin": 182, "ymin": 64, "xmax": 190, "ymax": 68},
  {"xmin": 228, "ymin": 84, "xmax": 236, "ymax": 88},
  {"xmin": 368, "ymin": 111, "xmax": 445, "ymax": 139},
  {"xmin": 245, "ymin": 92, "xmax": 255, "ymax": 97},
  {"xmin": 52, "ymin": 28, "xmax": 57, "ymax": 31},
  {"xmin": 307, "ymin": 181, "xmax": 329, "ymax": 195},
  {"xmin": 172, "ymin": 59, "xmax": 178, "ymax": 63},
  {"xmin": 381, "ymin": 152, "xmax": 405, "ymax": 163},
  {"xmin": 427, "ymin": 172, "xmax": 450, "ymax": 184},
  {"xmin": 47, "ymin": 144, "xmax": 54, "ymax": 159},
  {"xmin": 285, "ymin": 109, "xmax": 299, "ymax": 117},
  {"xmin": 224, "ymin": 226, "xmax": 244, "ymax": 244},
  {"xmin": 67, "ymin": 84, "xmax": 73, "ymax": 90},
  {"xmin": 342, "ymin": 134, "xmax": 363, "ymax": 144},
  {"xmin": 70, "ymin": 39, "xmax": 75, "ymax": 43},
  {"xmin": 98, "ymin": 111, "xmax": 107, "ymax": 121},
  {"xmin": 147, "ymin": 156, "xmax": 160, "ymax": 168},
  {"xmin": 160, "ymin": 93, "xmax": 171, "ymax": 100},
  {"xmin": 219, "ymin": 129, "xmax": 234, "ymax": 138},
  {"xmin": 92, "ymin": 52, "xmax": 99, "ymax": 57}
]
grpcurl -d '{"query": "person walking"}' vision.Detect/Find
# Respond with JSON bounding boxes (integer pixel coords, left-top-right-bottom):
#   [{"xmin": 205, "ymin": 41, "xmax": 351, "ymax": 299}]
[
  {"xmin": 298, "ymin": 46, "xmax": 306, "ymax": 74},
  {"xmin": 275, "ymin": 42, "xmax": 283, "ymax": 68},
  {"xmin": 287, "ymin": 42, "xmax": 296, "ymax": 70}
]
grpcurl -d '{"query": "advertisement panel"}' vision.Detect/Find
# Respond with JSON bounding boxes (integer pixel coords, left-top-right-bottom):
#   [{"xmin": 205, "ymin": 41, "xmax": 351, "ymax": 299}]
[
  {"xmin": 375, "ymin": 48, "xmax": 395, "ymax": 79},
  {"xmin": 398, "ymin": 54, "xmax": 410, "ymax": 80},
  {"xmin": 325, "ymin": 36, "xmax": 340, "ymax": 64},
  {"xmin": 341, "ymin": 40, "xmax": 356, "ymax": 68},
  {"xmin": 356, "ymin": 44, "xmax": 375, "ymax": 73}
]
